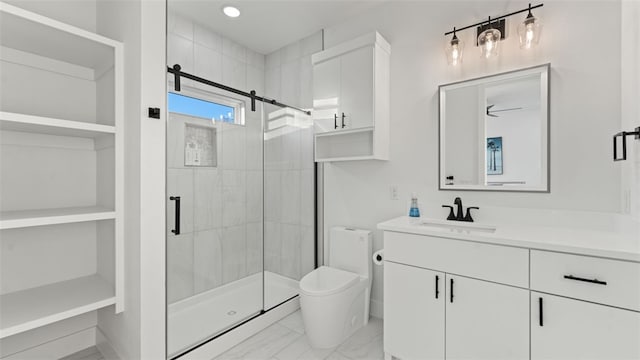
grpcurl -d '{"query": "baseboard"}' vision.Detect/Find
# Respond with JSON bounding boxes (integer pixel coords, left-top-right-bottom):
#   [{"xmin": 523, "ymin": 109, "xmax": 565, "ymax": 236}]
[
  {"xmin": 95, "ymin": 328, "xmax": 122, "ymax": 360},
  {"xmin": 177, "ymin": 297, "xmax": 300, "ymax": 360},
  {"xmin": 2, "ymin": 327, "xmax": 96, "ymax": 360},
  {"xmin": 370, "ymin": 298, "xmax": 384, "ymax": 319}
]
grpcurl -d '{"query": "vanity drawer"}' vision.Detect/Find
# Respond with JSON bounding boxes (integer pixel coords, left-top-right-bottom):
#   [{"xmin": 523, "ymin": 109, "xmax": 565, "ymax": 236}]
[
  {"xmin": 531, "ymin": 250, "xmax": 640, "ymax": 311},
  {"xmin": 384, "ymin": 231, "xmax": 529, "ymax": 287}
]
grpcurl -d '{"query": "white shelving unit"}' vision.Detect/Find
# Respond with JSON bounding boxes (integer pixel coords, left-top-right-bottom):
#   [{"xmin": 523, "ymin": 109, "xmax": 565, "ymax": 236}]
[{"xmin": 0, "ymin": 1, "xmax": 124, "ymax": 340}]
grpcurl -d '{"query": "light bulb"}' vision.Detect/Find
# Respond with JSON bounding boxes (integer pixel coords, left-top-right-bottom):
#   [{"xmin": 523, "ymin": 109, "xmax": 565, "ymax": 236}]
[
  {"xmin": 444, "ymin": 29, "xmax": 464, "ymax": 66},
  {"xmin": 518, "ymin": 8, "xmax": 542, "ymax": 49},
  {"xmin": 478, "ymin": 27, "xmax": 501, "ymax": 58}
]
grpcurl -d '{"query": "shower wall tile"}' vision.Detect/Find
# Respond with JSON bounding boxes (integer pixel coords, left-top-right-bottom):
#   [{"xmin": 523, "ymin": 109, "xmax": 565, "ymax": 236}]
[
  {"xmin": 264, "ymin": 128, "xmax": 283, "ymax": 170},
  {"xmin": 299, "ymin": 56, "xmax": 314, "ymax": 109},
  {"xmin": 300, "ymin": 169, "xmax": 314, "ymax": 227},
  {"xmin": 282, "ymin": 41, "xmax": 301, "ymax": 64},
  {"xmin": 300, "ymin": 127, "xmax": 314, "ymax": 170},
  {"xmin": 245, "ymin": 120, "xmax": 263, "ymax": 171},
  {"xmin": 167, "ymin": 233, "xmax": 194, "ymax": 303},
  {"xmin": 281, "ymin": 224, "xmax": 301, "ymax": 280},
  {"xmin": 264, "ymin": 221, "xmax": 281, "ymax": 274},
  {"xmin": 168, "ymin": 12, "xmax": 194, "ymax": 41},
  {"xmin": 246, "ymin": 170, "xmax": 263, "ymax": 223},
  {"xmin": 168, "ymin": 33, "xmax": 194, "ymax": 74},
  {"xmin": 222, "ymin": 170, "xmax": 246, "ymax": 227},
  {"xmin": 222, "ymin": 225, "xmax": 247, "ymax": 284},
  {"xmin": 264, "ymin": 67, "xmax": 281, "ymax": 101},
  {"xmin": 264, "ymin": 170, "xmax": 282, "ymax": 222},
  {"xmin": 247, "ymin": 65, "xmax": 265, "ymax": 96},
  {"xmin": 167, "ymin": 113, "xmax": 187, "ymax": 169},
  {"xmin": 301, "ymin": 31, "xmax": 323, "ymax": 57},
  {"xmin": 194, "ymin": 168, "xmax": 222, "ymax": 231},
  {"xmin": 280, "ymin": 60, "xmax": 301, "ymax": 107},
  {"xmin": 222, "ymin": 123, "xmax": 246, "ymax": 170},
  {"xmin": 281, "ymin": 127, "xmax": 301, "ymax": 170},
  {"xmin": 194, "ymin": 44, "xmax": 223, "ymax": 86},
  {"xmin": 265, "ymin": 49, "xmax": 281, "ymax": 70},
  {"xmin": 222, "ymin": 55, "xmax": 247, "ymax": 92},
  {"xmin": 222, "ymin": 37, "xmax": 247, "ymax": 63},
  {"xmin": 246, "ymin": 222, "xmax": 263, "ymax": 275},
  {"xmin": 167, "ymin": 168, "xmax": 194, "ymax": 235},
  {"xmin": 194, "ymin": 23, "xmax": 222, "ymax": 52},
  {"xmin": 193, "ymin": 229, "xmax": 223, "ymax": 294},
  {"xmin": 281, "ymin": 170, "xmax": 301, "ymax": 225},
  {"xmin": 247, "ymin": 49, "xmax": 266, "ymax": 70}
]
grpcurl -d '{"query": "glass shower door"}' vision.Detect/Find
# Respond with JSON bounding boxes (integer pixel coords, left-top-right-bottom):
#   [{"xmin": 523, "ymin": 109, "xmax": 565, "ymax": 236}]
[{"xmin": 166, "ymin": 86, "xmax": 264, "ymax": 358}]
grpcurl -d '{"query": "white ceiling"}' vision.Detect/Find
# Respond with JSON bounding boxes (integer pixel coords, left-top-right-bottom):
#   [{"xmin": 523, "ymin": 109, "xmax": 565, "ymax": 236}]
[{"xmin": 169, "ymin": 0, "xmax": 386, "ymax": 54}]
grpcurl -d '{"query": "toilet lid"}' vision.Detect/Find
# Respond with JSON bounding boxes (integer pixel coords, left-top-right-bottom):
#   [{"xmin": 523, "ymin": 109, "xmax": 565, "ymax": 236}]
[{"xmin": 299, "ymin": 266, "xmax": 360, "ymax": 296}]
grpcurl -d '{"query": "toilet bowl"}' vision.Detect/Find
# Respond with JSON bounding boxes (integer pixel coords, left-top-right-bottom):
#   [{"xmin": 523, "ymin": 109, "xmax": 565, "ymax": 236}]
[{"xmin": 299, "ymin": 227, "xmax": 372, "ymax": 348}]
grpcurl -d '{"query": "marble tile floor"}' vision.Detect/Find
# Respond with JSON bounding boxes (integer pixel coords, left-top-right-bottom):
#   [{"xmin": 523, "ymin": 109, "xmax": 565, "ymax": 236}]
[{"xmin": 215, "ymin": 310, "xmax": 384, "ymax": 360}]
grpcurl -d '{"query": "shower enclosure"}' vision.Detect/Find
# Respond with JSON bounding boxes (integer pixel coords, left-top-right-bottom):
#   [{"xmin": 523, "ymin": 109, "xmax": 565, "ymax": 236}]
[{"xmin": 164, "ymin": 67, "xmax": 315, "ymax": 357}]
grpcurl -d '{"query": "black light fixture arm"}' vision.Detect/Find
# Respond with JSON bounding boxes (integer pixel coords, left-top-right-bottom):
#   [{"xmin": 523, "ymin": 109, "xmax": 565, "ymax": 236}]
[
  {"xmin": 167, "ymin": 64, "xmax": 312, "ymax": 115},
  {"xmin": 444, "ymin": 3, "xmax": 543, "ymax": 35}
]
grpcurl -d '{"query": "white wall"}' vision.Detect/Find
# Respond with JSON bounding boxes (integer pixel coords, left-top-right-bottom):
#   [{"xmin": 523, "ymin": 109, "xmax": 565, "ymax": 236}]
[
  {"xmin": 2, "ymin": 0, "xmax": 96, "ymax": 31},
  {"xmin": 321, "ymin": 0, "xmax": 625, "ymax": 317}
]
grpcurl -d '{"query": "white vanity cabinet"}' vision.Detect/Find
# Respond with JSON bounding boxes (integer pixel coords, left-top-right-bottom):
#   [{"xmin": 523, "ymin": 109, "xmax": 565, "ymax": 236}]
[
  {"xmin": 312, "ymin": 31, "xmax": 390, "ymax": 162},
  {"xmin": 380, "ymin": 217, "xmax": 640, "ymax": 360},
  {"xmin": 383, "ymin": 231, "xmax": 529, "ymax": 360}
]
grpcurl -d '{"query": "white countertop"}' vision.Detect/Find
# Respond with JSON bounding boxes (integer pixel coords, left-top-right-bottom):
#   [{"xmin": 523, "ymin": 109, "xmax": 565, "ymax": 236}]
[{"xmin": 378, "ymin": 216, "xmax": 640, "ymax": 262}]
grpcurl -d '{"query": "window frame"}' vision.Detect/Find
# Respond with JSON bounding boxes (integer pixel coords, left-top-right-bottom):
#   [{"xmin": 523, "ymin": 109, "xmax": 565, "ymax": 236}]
[{"xmin": 167, "ymin": 82, "xmax": 246, "ymax": 126}]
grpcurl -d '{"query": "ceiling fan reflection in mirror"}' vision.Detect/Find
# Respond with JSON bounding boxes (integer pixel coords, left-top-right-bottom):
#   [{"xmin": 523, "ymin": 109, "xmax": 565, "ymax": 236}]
[{"xmin": 486, "ymin": 104, "xmax": 523, "ymax": 117}]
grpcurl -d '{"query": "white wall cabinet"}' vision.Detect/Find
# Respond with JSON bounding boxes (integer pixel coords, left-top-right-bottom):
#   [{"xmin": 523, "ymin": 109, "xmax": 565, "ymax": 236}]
[
  {"xmin": 0, "ymin": 1, "xmax": 123, "ymax": 344},
  {"xmin": 531, "ymin": 292, "xmax": 640, "ymax": 360},
  {"xmin": 312, "ymin": 31, "xmax": 389, "ymax": 161}
]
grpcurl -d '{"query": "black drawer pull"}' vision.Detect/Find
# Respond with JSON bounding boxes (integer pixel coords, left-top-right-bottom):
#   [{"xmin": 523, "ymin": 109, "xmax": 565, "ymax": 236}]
[
  {"xmin": 435, "ymin": 275, "xmax": 440, "ymax": 299},
  {"xmin": 334, "ymin": 114, "xmax": 338, "ymax": 129},
  {"xmin": 563, "ymin": 275, "xmax": 607, "ymax": 285},
  {"xmin": 538, "ymin": 297, "xmax": 543, "ymax": 326},
  {"xmin": 450, "ymin": 278, "xmax": 454, "ymax": 303},
  {"xmin": 341, "ymin": 112, "xmax": 346, "ymax": 128}
]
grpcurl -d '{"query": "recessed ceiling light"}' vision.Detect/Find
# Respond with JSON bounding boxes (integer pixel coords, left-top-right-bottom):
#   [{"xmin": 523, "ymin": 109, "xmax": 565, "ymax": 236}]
[{"xmin": 222, "ymin": 6, "xmax": 240, "ymax": 18}]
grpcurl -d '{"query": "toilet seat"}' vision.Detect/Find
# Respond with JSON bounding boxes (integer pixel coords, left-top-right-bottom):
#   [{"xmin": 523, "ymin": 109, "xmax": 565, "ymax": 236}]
[{"xmin": 300, "ymin": 266, "xmax": 360, "ymax": 297}]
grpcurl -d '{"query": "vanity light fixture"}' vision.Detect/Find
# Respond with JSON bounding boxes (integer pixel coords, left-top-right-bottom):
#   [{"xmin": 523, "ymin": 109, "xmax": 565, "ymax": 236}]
[
  {"xmin": 518, "ymin": 3, "xmax": 542, "ymax": 49},
  {"xmin": 477, "ymin": 17, "xmax": 502, "ymax": 58},
  {"xmin": 222, "ymin": 5, "xmax": 241, "ymax": 18},
  {"xmin": 443, "ymin": 3, "xmax": 544, "ymax": 63},
  {"xmin": 444, "ymin": 27, "xmax": 464, "ymax": 65}
]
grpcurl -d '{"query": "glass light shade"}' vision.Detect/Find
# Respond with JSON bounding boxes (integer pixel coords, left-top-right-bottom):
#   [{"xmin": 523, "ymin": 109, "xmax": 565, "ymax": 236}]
[
  {"xmin": 518, "ymin": 15, "xmax": 542, "ymax": 49},
  {"xmin": 478, "ymin": 28, "xmax": 501, "ymax": 58},
  {"xmin": 445, "ymin": 35, "xmax": 464, "ymax": 66}
]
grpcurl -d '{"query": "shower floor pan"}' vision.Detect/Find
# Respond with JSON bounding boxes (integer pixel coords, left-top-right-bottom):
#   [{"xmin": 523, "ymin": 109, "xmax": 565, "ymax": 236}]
[{"xmin": 168, "ymin": 271, "xmax": 299, "ymax": 357}]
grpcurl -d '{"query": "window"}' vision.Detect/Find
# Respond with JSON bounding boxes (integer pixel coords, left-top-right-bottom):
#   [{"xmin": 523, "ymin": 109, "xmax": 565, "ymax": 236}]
[{"xmin": 168, "ymin": 92, "xmax": 244, "ymax": 125}]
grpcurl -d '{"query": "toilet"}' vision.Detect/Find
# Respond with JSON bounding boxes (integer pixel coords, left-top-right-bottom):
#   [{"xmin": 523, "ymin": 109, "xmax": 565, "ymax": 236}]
[{"xmin": 299, "ymin": 227, "xmax": 373, "ymax": 348}]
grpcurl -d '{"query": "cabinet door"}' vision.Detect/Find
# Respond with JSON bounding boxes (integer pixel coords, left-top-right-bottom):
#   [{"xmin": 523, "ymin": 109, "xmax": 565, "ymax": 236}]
[
  {"xmin": 446, "ymin": 275, "xmax": 529, "ymax": 360},
  {"xmin": 340, "ymin": 45, "xmax": 374, "ymax": 130},
  {"xmin": 532, "ymin": 292, "xmax": 640, "ymax": 360},
  {"xmin": 312, "ymin": 56, "xmax": 341, "ymax": 133},
  {"xmin": 384, "ymin": 261, "xmax": 445, "ymax": 360}
]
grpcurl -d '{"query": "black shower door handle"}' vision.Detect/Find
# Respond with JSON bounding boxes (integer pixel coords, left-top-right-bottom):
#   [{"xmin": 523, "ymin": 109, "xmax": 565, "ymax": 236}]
[{"xmin": 170, "ymin": 196, "xmax": 181, "ymax": 235}]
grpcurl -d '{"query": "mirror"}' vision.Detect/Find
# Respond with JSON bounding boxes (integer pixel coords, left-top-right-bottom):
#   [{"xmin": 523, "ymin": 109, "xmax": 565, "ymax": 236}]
[{"xmin": 439, "ymin": 64, "xmax": 550, "ymax": 192}]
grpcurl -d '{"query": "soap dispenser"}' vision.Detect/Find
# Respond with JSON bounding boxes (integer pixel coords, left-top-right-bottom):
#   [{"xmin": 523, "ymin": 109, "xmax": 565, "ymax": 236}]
[{"xmin": 409, "ymin": 193, "xmax": 420, "ymax": 218}]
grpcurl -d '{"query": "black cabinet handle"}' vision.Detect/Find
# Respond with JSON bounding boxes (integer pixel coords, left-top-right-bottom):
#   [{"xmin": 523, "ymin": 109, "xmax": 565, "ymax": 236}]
[
  {"xmin": 435, "ymin": 275, "xmax": 440, "ymax": 299},
  {"xmin": 450, "ymin": 278, "xmax": 454, "ymax": 303},
  {"xmin": 334, "ymin": 114, "xmax": 338, "ymax": 129},
  {"xmin": 563, "ymin": 275, "xmax": 607, "ymax": 285},
  {"xmin": 539, "ymin": 297, "xmax": 543, "ymax": 326},
  {"xmin": 341, "ymin": 112, "xmax": 346, "ymax": 128},
  {"xmin": 170, "ymin": 196, "xmax": 181, "ymax": 235}
]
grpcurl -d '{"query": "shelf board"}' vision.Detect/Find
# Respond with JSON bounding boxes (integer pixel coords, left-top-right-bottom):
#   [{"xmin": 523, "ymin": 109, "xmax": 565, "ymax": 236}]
[
  {"xmin": 315, "ymin": 126, "xmax": 374, "ymax": 138},
  {"xmin": 315, "ymin": 155, "xmax": 377, "ymax": 162},
  {"xmin": 0, "ymin": 275, "xmax": 115, "ymax": 339},
  {"xmin": 0, "ymin": 2, "xmax": 118, "ymax": 70},
  {"xmin": 0, "ymin": 206, "xmax": 115, "ymax": 230},
  {"xmin": 0, "ymin": 112, "xmax": 115, "ymax": 138}
]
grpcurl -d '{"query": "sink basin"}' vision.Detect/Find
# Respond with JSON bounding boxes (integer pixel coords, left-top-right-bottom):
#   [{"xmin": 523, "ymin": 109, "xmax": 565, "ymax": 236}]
[{"xmin": 419, "ymin": 219, "xmax": 497, "ymax": 234}]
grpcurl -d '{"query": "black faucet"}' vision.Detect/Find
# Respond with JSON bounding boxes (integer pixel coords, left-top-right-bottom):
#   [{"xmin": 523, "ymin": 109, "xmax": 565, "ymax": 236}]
[{"xmin": 442, "ymin": 197, "xmax": 479, "ymax": 222}]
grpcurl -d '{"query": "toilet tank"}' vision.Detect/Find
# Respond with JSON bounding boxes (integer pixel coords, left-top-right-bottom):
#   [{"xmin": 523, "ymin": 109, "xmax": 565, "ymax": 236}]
[{"xmin": 329, "ymin": 227, "xmax": 372, "ymax": 278}]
